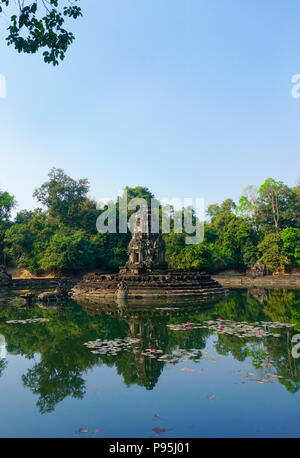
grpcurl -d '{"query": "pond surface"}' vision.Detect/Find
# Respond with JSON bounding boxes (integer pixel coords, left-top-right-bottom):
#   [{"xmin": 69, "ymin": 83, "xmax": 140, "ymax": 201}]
[{"xmin": 0, "ymin": 287, "xmax": 300, "ymax": 438}]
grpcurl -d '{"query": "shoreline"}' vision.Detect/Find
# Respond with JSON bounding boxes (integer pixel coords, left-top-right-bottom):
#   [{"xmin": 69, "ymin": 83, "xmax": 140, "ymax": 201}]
[
  {"xmin": 212, "ymin": 274, "xmax": 300, "ymax": 289},
  {"xmin": 1, "ymin": 277, "xmax": 78, "ymax": 289},
  {"xmin": 1, "ymin": 273, "xmax": 300, "ymax": 291}
]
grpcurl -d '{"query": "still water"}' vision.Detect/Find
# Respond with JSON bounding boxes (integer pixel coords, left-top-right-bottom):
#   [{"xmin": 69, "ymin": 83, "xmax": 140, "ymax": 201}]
[{"xmin": 0, "ymin": 288, "xmax": 300, "ymax": 438}]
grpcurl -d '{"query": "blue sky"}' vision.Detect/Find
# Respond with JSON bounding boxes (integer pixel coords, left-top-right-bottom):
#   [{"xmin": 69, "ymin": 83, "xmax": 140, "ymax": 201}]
[{"xmin": 0, "ymin": 0, "xmax": 299, "ymax": 214}]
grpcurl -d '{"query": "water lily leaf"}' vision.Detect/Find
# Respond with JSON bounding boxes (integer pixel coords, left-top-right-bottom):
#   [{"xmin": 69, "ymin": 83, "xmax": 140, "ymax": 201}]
[{"xmin": 181, "ymin": 367, "xmax": 195, "ymax": 372}]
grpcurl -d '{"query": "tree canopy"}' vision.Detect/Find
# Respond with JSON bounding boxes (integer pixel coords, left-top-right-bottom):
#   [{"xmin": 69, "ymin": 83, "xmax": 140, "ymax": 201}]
[
  {"xmin": 0, "ymin": 189, "xmax": 15, "ymax": 220},
  {"xmin": 0, "ymin": 0, "xmax": 82, "ymax": 65},
  {"xmin": 1, "ymin": 170, "xmax": 300, "ymax": 274}
]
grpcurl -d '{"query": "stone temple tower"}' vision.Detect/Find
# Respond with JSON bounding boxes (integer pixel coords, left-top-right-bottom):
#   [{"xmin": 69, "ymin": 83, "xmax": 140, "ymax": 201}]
[
  {"xmin": 72, "ymin": 204, "xmax": 226, "ymax": 299},
  {"xmin": 120, "ymin": 205, "xmax": 168, "ymax": 274}
]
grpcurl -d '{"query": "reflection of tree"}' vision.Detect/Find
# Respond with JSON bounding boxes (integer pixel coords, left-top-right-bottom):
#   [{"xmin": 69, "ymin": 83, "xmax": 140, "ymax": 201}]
[
  {"xmin": 0, "ymin": 300, "xmax": 111, "ymax": 413},
  {"xmin": 215, "ymin": 335, "xmax": 248, "ymax": 362},
  {"xmin": 263, "ymin": 290, "xmax": 300, "ymax": 328},
  {"xmin": 22, "ymin": 358, "xmax": 85, "ymax": 414},
  {"xmin": 81, "ymin": 298, "xmax": 217, "ymax": 390},
  {"xmin": 212, "ymin": 291, "xmax": 266, "ymax": 323},
  {"xmin": 0, "ymin": 358, "xmax": 7, "ymax": 378},
  {"xmin": 263, "ymin": 333, "xmax": 300, "ymax": 393},
  {"xmin": 214, "ymin": 289, "xmax": 300, "ymax": 393},
  {"xmin": 0, "ymin": 288, "xmax": 300, "ymax": 414}
]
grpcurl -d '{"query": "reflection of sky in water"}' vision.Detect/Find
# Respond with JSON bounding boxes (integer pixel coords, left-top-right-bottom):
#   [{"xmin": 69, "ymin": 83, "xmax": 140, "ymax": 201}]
[
  {"xmin": 0, "ymin": 334, "xmax": 6, "ymax": 359},
  {"xmin": 0, "ymin": 289, "xmax": 300, "ymax": 437}
]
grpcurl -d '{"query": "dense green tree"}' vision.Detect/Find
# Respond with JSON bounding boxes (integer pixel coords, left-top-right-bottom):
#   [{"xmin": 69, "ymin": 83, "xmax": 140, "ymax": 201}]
[
  {"xmin": 258, "ymin": 232, "xmax": 289, "ymax": 272},
  {"xmin": 258, "ymin": 229, "xmax": 300, "ymax": 273},
  {"xmin": 237, "ymin": 179, "xmax": 300, "ymax": 232},
  {"xmin": 235, "ymin": 185, "xmax": 258, "ymax": 219},
  {"xmin": 14, "ymin": 209, "xmax": 35, "ymax": 224},
  {"xmin": 39, "ymin": 227, "xmax": 95, "ymax": 272},
  {"xmin": 5, "ymin": 209, "xmax": 54, "ymax": 272},
  {"xmin": 0, "ymin": 190, "xmax": 16, "ymax": 221},
  {"xmin": 207, "ymin": 198, "xmax": 236, "ymax": 225},
  {"xmin": 167, "ymin": 243, "xmax": 214, "ymax": 272},
  {"xmin": 0, "ymin": 0, "xmax": 82, "ymax": 65},
  {"xmin": 123, "ymin": 186, "xmax": 154, "ymax": 207},
  {"xmin": 0, "ymin": 189, "xmax": 16, "ymax": 264},
  {"xmin": 164, "ymin": 233, "xmax": 186, "ymax": 269},
  {"xmin": 205, "ymin": 200, "xmax": 259, "ymax": 271},
  {"xmin": 255, "ymin": 178, "xmax": 299, "ymax": 231},
  {"xmin": 5, "ymin": 222, "xmax": 35, "ymax": 259},
  {"xmin": 222, "ymin": 217, "xmax": 258, "ymax": 268},
  {"xmin": 2, "ymin": 172, "xmax": 299, "ymax": 275},
  {"xmin": 33, "ymin": 168, "xmax": 90, "ymax": 226},
  {"xmin": 281, "ymin": 228, "xmax": 300, "ymax": 267}
]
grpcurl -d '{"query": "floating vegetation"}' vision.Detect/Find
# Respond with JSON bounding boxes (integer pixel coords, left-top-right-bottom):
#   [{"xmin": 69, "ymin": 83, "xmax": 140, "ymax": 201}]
[
  {"xmin": 144, "ymin": 347, "xmax": 219, "ymax": 364},
  {"xmin": 84, "ymin": 336, "xmax": 210, "ymax": 364},
  {"xmin": 253, "ymin": 322, "xmax": 295, "ymax": 328},
  {"xmin": 84, "ymin": 337, "xmax": 140, "ymax": 355},
  {"xmin": 83, "ymin": 321, "xmax": 290, "ymax": 389},
  {"xmin": 167, "ymin": 319, "xmax": 295, "ymax": 339},
  {"xmin": 242, "ymin": 370, "xmax": 284, "ymax": 385},
  {"xmin": 6, "ymin": 318, "xmax": 49, "ymax": 324},
  {"xmin": 181, "ymin": 367, "xmax": 195, "ymax": 372}
]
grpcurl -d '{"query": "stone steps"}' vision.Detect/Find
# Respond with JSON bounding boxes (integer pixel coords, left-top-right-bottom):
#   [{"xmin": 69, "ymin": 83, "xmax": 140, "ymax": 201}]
[{"xmin": 72, "ymin": 271, "xmax": 226, "ymax": 299}]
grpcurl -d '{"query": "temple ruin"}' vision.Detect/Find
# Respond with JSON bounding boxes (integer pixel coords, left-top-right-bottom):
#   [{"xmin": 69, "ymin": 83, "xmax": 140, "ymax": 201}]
[{"xmin": 72, "ymin": 205, "xmax": 226, "ymax": 299}]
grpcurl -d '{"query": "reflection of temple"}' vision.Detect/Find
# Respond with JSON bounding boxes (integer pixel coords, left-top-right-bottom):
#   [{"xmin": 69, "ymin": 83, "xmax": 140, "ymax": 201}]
[
  {"xmin": 3, "ymin": 287, "xmax": 299, "ymax": 417},
  {"xmin": 72, "ymin": 205, "xmax": 226, "ymax": 299},
  {"xmin": 79, "ymin": 295, "xmax": 216, "ymax": 319},
  {"xmin": 78, "ymin": 297, "xmax": 214, "ymax": 390},
  {"xmin": 127, "ymin": 316, "xmax": 169, "ymax": 390}
]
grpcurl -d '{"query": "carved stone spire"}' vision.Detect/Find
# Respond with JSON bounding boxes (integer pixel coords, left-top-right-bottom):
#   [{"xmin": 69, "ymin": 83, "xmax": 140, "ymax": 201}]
[{"xmin": 120, "ymin": 205, "xmax": 168, "ymax": 274}]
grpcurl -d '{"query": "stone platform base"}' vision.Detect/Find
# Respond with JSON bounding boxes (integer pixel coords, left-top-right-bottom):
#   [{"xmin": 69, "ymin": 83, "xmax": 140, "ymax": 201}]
[{"xmin": 71, "ymin": 271, "xmax": 226, "ymax": 299}]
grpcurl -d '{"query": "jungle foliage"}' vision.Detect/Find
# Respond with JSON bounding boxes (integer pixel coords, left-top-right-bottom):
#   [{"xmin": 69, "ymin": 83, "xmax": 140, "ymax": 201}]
[{"xmin": 0, "ymin": 168, "xmax": 299, "ymax": 274}]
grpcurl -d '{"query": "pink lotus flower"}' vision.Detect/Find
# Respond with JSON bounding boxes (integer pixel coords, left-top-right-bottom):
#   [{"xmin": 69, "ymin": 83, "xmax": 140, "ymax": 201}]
[
  {"xmin": 186, "ymin": 322, "xmax": 190, "ymax": 325},
  {"xmin": 152, "ymin": 348, "xmax": 156, "ymax": 352},
  {"xmin": 219, "ymin": 326, "xmax": 223, "ymax": 330},
  {"xmin": 258, "ymin": 330, "xmax": 261, "ymax": 334},
  {"xmin": 217, "ymin": 318, "xmax": 221, "ymax": 321}
]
